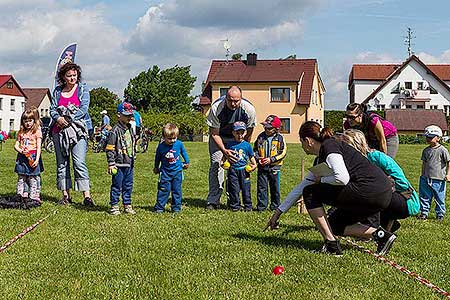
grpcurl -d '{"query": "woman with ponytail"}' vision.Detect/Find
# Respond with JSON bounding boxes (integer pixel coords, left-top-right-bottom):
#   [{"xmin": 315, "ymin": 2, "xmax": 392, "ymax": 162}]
[
  {"xmin": 267, "ymin": 121, "xmax": 396, "ymax": 256},
  {"xmin": 344, "ymin": 103, "xmax": 398, "ymax": 158}
]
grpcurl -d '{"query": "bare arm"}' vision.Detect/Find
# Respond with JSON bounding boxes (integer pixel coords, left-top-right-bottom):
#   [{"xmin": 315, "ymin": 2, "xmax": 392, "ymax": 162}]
[
  {"xmin": 210, "ymin": 127, "xmax": 238, "ymax": 163},
  {"xmin": 446, "ymin": 161, "xmax": 450, "ymax": 181},
  {"xmin": 374, "ymin": 120, "xmax": 387, "ymax": 154},
  {"xmin": 244, "ymin": 127, "xmax": 254, "ymax": 142}
]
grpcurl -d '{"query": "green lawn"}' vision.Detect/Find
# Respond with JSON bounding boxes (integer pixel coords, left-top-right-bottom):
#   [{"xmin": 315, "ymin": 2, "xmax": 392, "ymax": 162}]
[{"xmin": 1, "ymin": 141, "xmax": 449, "ymax": 299}]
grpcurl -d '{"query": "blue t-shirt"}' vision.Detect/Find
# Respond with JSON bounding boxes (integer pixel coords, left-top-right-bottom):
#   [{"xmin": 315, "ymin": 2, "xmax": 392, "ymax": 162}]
[
  {"xmin": 155, "ymin": 140, "xmax": 189, "ymax": 176},
  {"xmin": 133, "ymin": 111, "xmax": 141, "ymax": 127},
  {"xmin": 226, "ymin": 140, "xmax": 254, "ymax": 169},
  {"xmin": 102, "ymin": 115, "xmax": 110, "ymax": 126}
]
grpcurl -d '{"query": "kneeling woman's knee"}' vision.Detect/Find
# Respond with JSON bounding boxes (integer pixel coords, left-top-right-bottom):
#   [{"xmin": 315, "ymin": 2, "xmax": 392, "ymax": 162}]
[{"xmin": 303, "ymin": 185, "xmax": 323, "ymax": 210}]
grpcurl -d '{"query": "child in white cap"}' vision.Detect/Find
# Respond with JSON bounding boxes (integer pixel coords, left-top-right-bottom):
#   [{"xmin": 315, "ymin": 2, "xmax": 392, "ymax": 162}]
[{"xmin": 418, "ymin": 125, "xmax": 450, "ymax": 221}]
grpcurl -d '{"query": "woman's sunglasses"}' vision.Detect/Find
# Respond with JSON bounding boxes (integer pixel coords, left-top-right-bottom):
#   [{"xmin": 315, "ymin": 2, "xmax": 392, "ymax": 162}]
[{"xmin": 346, "ymin": 114, "xmax": 360, "ymax": 120}]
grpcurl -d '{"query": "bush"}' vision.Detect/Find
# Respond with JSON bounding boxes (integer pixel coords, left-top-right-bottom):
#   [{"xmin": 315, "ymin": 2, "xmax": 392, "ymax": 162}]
[
  {"xmin": 8, "ymin": 130, "xmax": 17, "ymax": 139},
  {"xmin": 398, "ymin": 134, "xmax": 426, "ymax": 144},
  {"xmin": 140, "ymin": 111, "xmax": 208, "ymax": 140},
  {"xmin": 324, "ymin": 110, "xmax": 346, "ymax": 133}
]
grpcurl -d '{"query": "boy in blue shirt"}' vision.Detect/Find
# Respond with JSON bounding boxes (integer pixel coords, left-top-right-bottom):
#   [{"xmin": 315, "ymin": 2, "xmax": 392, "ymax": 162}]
[
  {"xmin": 222, "ymin": 121, "xmax": 257, "ymax": 211},
  {"xmin": 153, "ymin": 123, "xmax": 190, "ymax": 213}
]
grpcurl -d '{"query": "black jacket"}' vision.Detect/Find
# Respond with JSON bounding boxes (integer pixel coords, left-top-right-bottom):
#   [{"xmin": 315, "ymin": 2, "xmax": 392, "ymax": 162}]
[{"xmin": 105, "ymin": 121, "xmax": 135, "ymax": 167}]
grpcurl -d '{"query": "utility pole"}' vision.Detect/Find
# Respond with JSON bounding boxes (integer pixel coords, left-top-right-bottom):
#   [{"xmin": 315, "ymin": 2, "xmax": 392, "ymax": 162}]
[{"xmin": 404, "ymin": 27, "xmax": 415, "ymax": 57}]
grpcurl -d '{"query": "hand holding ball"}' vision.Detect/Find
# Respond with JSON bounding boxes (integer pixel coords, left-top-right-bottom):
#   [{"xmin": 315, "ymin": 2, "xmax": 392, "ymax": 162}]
[
  {"xmin": 223, "ymin": 160, "xmax": 231, "ymax": 170},
  {"xmin": 111, "ymin": 168, "xmax": 118, "ymax": 175},
  {"xmin": 245, "ymin": 165, "xmax": 252, "ymax": 172}
]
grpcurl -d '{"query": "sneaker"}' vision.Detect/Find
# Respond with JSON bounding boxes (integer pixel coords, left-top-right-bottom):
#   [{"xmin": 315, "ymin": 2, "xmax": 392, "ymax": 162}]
[
  {"xmin": 437, "ymin": 215, "xmax": 444, "ymax": 221},
  {"xmin": 316, "ymin": 240, "xmax": 343, "ymax": 256},
  {"xmin": 109, "ymin": 205, "xmax": 121, "ymax": 215},
  {"xmin": 244, "ymin": 207, "xmax": 253, "ymax": 212},
  {"xmin": 206, "ymin": 204, "xmax": 217, "ymax": 210},
  {"xmin": 231, "ymin": 207, "xmax": 241, "ymax": 212},
  {"xmin": 59, "ymin": 195, "xmax": 72, "ymax": 205},
  {"xmin": 372, "ymin": 227, "xmax": 396, "ymax": 255},
  {"xmin": 83, "ymin": 197, "xmax": 95, "ymax": 207},
  {"xmin": 418, "ymin": 214, "xmax": 427, "ymax": 220},
  {"xmin": 124, "ymin": 205, "xmax": 136, "ymax": 214}
]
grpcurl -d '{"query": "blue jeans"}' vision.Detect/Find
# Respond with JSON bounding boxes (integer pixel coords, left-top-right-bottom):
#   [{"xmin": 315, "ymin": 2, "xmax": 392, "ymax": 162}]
[
  {"xmin": 419, "ymin": 175, "xmax": 446, "ymax": 217},
  {"xmin": 155, "ymin": 171, "xmax": 183, "ymax": 212},
  {"xmin": 110, "ymin": 166, "xmax": 134, "ymax": 206},
  {"xmin": 52, "ymin": 134, "xmax": 90, "ymax": 191},
  {"xmin": 226, "ymin": 168, "xmax": 252, "ymax": 210},
  {"xmin": 256, "ymin": 168, "xmax": 281, "ymax": 211}
]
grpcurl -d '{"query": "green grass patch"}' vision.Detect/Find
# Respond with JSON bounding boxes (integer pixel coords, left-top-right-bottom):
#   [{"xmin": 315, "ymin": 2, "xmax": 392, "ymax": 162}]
[{"xmin": 0, "ymin": 141, "xmax": 449, "ymax": 299}]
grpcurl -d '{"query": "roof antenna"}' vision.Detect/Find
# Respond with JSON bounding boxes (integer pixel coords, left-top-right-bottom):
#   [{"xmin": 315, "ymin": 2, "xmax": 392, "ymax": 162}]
[
  {"xmin": 221, "ymin": 38, "xmax": 231, "ymax": 64},
  {"xmin": 404, "ymin": 27, "xmax": 415, "ymax": 58}
]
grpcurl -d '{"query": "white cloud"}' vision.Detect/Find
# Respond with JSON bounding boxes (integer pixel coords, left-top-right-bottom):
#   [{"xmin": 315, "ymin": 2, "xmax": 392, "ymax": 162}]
[{"xmin": 417, "ymin": 51, "xmax": 450, "ymax": 64}]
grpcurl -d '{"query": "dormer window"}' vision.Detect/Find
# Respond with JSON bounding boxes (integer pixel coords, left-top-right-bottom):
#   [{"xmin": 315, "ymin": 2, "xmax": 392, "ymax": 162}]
[{"xmin": 6, "ymin": 82, "xmax": 13, "ymax": 89}]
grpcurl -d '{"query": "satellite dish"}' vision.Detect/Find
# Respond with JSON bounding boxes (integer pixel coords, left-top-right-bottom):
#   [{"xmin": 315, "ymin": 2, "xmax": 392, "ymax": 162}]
[
  {"xmin": 223, "ymin": 39, "xmax": 231, "ymax": 50},
  {"xmin": 368, "ymin": 99, "xmax": 377, "ymax": 110}
]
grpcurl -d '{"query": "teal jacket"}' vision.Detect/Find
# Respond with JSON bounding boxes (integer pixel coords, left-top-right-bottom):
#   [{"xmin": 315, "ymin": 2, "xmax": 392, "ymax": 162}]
[{"xmin": 367, "ymin": 150, "xmax": 420, "ymax": 216}]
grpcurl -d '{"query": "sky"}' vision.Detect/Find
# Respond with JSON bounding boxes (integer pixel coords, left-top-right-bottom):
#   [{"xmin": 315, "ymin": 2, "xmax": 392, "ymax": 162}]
[{"xmin": 1, "ymin": 0, "xmax": 450, "ymax": 110}]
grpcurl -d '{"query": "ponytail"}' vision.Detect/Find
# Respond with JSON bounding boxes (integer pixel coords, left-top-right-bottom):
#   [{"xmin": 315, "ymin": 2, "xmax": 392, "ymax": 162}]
[{"xmin": 299, "ymin": 121, "xmax": 333, "ymax": 142}]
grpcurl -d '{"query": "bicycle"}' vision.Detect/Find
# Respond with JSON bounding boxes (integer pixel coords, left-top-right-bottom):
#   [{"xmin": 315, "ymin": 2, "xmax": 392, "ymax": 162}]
[
  {"xmin": 135, "ymin": 127, "xmax": 153, "ymax": 153},
  {"xmin": 42, "ymin": 126, "xmax": 54, "ymax": 153},
  {"xmin": 91, "ymin": 127, "xmax": 109, "ymax": 153}
]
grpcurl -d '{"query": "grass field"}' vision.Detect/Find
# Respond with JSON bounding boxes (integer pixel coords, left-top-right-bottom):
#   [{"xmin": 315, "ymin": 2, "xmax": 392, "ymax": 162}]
[{"xmin": 1, "ymin": 140, "xmax": 450, "ymax": 299}]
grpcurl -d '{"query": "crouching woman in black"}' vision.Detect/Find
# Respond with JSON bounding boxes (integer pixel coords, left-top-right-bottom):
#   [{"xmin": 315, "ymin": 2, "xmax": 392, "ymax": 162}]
[{"xmin": 267, "ymin": 121, "xmax": 396, "ymax": 256}]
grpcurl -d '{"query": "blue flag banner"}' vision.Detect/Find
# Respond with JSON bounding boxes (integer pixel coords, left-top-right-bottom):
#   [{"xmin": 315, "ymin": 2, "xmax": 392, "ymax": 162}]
[{"xmin": 53, "ymin": 43, "xmax": 77, "ymax": 90}]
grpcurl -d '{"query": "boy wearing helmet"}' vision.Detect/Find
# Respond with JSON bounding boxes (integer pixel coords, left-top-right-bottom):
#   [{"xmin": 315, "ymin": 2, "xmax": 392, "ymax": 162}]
[
  {"xmin": 253, "ymin": 115, "xmax": 287, "ymax": 211},
  {"xmin": 419, "ymin": 125, "xmax": 450, "ymax": 221}
]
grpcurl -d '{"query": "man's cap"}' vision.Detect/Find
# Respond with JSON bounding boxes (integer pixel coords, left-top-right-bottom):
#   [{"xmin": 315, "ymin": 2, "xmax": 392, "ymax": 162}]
[
  {"xmin": 424, "ymin": 125, "xmax": 443, "ymax": 138},
  {"xmin": 117, "ymin": 102, "xmax": 134, "ymax": 115},
  {"xmin": 261, "ymin": 115, "xmax": 281, "ymax": 129},
  {"xmin": 233, "ymin": 121, "xmax": 247, "ymax": 131},
  {"xmin": 100, "ymin": 110, "xmax": 107, "ymax": 115}
]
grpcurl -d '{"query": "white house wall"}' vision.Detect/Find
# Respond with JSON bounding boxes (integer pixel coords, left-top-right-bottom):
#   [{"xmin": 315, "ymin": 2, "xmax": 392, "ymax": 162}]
[
  {"xmin": 0, "ymin": 94, "xmax": 25, "ymax": 131},
  {"xmin": 352, "ymin": 80, "xmax": 382, "ymax": 103}
]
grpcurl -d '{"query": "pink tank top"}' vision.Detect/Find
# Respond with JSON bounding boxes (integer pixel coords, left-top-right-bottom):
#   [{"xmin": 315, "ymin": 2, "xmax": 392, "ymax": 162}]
[{"xmin": 52, "ymin": 87, "xmax": 81, "ymax": 134}]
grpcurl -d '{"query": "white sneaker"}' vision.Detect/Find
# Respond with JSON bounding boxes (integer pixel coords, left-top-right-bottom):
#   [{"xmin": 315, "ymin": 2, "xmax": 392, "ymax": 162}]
[
  {"xmin": 124, "ymin": 205, "xmax": 136, "ymax": 214},
  {"xmin": 110, "ymin": 205, "xmax": 121, "ymax": 215}
]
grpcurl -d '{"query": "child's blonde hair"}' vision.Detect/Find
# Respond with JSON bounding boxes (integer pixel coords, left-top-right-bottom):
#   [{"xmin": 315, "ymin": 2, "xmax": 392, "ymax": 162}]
[
  {"xmin": 341, "ymin": 129, "xmax": 370, "ymax": 156},
  {"xmin": 18, "ymin": 106, "xmax": 40, "ymax": 136},
  {"xmin": 162, "ymin": 123, "xmax": 179, "ymax": 138}
]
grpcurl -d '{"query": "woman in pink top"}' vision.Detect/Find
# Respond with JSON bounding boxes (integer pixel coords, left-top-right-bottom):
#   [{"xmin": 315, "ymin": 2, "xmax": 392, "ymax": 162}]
[
  {"xmin": 49, "ymin": 62, "xmax": 94, "ymax": 206},
  {"xmin": 344, "ymin": 103, "xmax": 399, "ymax": 158}
]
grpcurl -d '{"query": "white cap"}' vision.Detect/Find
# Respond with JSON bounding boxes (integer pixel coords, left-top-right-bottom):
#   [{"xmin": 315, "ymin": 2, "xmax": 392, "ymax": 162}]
[
  {"xmin": 100, "ymin": 110, "xmax": 107, "ymax": 115},
  {"xmin": 424, "ymin": 125, "xmax": 443, "ymax": 138}
]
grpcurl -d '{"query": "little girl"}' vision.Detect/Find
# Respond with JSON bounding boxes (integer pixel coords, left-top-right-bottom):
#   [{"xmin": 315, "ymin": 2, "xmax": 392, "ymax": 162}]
[{"xmin": 14, "ymin": 107, "xmax": 44, "ymax": 203}]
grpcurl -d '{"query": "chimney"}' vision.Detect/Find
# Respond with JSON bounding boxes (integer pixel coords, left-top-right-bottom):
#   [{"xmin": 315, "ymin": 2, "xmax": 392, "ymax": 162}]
[{"xmin": 246, "ymin": 53, "xmax": 257, "ymax": 66}]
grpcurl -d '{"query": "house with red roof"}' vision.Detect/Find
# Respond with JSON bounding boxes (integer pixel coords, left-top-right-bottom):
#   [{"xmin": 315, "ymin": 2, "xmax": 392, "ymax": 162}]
[
  {"xmin": 348, "ymin": 55, "xmax": 450, "ymax": 134},
  {"xmin": 23, "ymin": 88, "xmax": 52, "ymax": 118},
  {"xmin": 0, "ymin": 75, "xmax": 26, "ymax": 132},
  {"xmin": 200, "ymin": 53, "xmax": 325, "ymax": 143}
]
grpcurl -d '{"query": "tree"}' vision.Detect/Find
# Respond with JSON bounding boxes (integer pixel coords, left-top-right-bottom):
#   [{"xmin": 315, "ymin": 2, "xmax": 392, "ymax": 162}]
[
  {"xmin": 124, "ymin": 65, "xmax": 196, "ymax": 113},
  {"xmin": 89, "ymin": 87, "xmax": 120, "ymax": 127},
  {"xmin": 232, "ymin": 53, "xmax": 242, "ymax": 60}
]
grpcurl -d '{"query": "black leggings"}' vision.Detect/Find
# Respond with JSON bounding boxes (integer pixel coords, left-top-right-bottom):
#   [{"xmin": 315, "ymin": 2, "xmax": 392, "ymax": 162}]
[
  {"xmin": 380, "ymin": 192, "xmax": 409, "ymax": 228},
  {"xmin": 303, "ymin": 183, "xmax": 391, "ymax": 236}
]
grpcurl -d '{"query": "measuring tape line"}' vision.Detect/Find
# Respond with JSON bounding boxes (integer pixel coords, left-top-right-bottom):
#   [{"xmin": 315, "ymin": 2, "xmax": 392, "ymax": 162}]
[
  {"xmin": 343, "ymin": 237, "xmax": 450, "ymax": 298},
  {"xmin": 0, "ymin": 211, "xmax": 55, "ymax": 253}
]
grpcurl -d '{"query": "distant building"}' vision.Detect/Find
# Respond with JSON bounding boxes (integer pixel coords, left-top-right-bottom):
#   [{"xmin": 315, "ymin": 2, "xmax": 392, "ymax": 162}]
[
  {"xmin": 386, "ymin": 109, "xmax": 448, "ymax": 136},
  {"xmin": 349, "ymin": 55, "xmax": 450, "ymax": 115},
  {"xmin": 0, "ymin": 75, "xmax": 26, "ymax": 131},
  {"xmin": 23, "ymin": 88, "xmax": 52, "ymax": 118},
  {"xmin": 200, "ymin": 53, "xmax": 325, "ymax": 143}
]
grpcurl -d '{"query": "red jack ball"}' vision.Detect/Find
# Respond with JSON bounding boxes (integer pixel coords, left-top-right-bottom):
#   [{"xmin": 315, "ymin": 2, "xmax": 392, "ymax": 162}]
[{"xmin": 272, "ymin": 265, "xmax": 285, "ymax": 275}]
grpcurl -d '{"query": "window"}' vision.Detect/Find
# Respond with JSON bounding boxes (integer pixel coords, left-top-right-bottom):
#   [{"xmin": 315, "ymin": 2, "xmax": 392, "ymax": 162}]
[
  {"xmin": 376, "ymin": 104, "xmax": 385, "ymax": 111},
  {"xmin": 391, "ymin": 82, "xmax": 400, "ymax": 94},
  {"xmin": 417, "ymin": 82, "xmax": 424, "ymax": 90},
  {"xmin": 45, "ymin": 109, "xmax": 49, "ymax": 116},
  {"xmin": 21, "ymin": 102, "xmax": 24, "ymax": 112},
  {"xmin": 9, "ymin": 119, "xmax": 14, "ymax": 131},
  {"xmin": 270, "ymin": 88, "xmax": 290, "ymax": 102},
  {"xmin": 279, "ymin": 118, "xmax": 290, "ymax": 133},
  {"xmin": 391, "ymin": 105, "xmax": 400, "ymax": 109},
  {"xmin": 0, "ymin": 98, "xmax": 2, "ymax": 110},
  {"xmin": 416, "ymin": 105, "xmax": 424, "ymax": 109},
  {"xmin": 41, "ymin": 109, "xmax": 44, "ymax": 115},
  {"xmin": 405, "ymin": 82, "xmax": 412, "ymax": 89},
  {"xmin": 6, "ymin": 82, "xmax": 13, "ymax": 89},
  {"xmin": 430, "ymin": 105, "xmax": 438, "ymax": 110},
  {"xmin": 406, "ymin": 105, "xmax": 412, "ymax": 109},
  {"xmin": 0, "ymin": 119, "xmax": 2, "ymax": 130},
  {"xmin": 444, "ymin": 105, "xmax": 450, "ymax": 116},
  {"xmin": 219, "ymin": 88, "xmax": 229, "ymax": 97},
  {"xmin": 10, "ymin": 99, "xmax": 15, "ymax": 111},
  {"xmin": 430, "ymin": 85, "xmax": 438, "ymax": 94}
]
